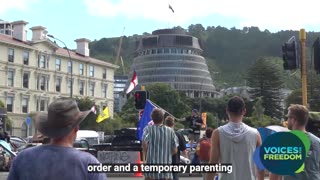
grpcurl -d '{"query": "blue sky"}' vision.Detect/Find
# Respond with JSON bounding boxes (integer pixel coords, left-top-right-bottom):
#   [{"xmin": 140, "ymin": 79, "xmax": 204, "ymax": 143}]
[{"xmin": 1, "ymin": 0, "xmax": 320, "ymax": 49}]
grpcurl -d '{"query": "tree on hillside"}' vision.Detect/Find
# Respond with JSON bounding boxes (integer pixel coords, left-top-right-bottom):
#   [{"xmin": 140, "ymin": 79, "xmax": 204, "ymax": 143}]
[
  {"xmin": 120, "ymin": 96, "xmax": 139, "ymax": 125},
  {"xmin": 285, "ymin": 72, "xmax": 320, "ymax": 112},
  {"xmin": 247, "ymin": 58, "xmax": 284, "ymax": 119},
  {"xmin": 145, "ymin": 83, "xmax": 190, "ymax": 117},
  {"xmin": 308, "ymin": 72, "xmax": 320, "ymax": 111},
  {"xmin": 252, "ymin": 97, "xmax": 265, "ymax": 120}
]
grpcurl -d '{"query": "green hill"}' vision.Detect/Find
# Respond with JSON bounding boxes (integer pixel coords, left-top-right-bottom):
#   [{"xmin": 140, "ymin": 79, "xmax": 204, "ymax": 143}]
[{"xmin": 89, "ymin": 24, "xmax": 319, "ymax": 90}]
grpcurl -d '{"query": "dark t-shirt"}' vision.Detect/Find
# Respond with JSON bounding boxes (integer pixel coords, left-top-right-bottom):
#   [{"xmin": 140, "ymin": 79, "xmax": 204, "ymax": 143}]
[
  {"xmin": 172, "ymin": 132, "xmax": 187, "ymax": 164},
  {"xmin": 8, "ymin": 145, "xmax": 107, "ymax": 180},
  {"xmin": 186, "ymin": 115, "xmax": 203, "ymax": 133}
]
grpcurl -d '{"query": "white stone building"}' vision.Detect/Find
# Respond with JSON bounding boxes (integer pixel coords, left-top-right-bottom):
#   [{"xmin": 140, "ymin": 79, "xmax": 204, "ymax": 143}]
[{"xmin": 0, "ymin": 20, "xmax": 118, "ymax": 137}]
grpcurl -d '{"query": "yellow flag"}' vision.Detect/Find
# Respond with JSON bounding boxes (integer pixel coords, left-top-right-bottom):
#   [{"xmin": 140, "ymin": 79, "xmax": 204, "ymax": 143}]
[
  {"xmin": 96, "ymin": 106, "xmax": 110, "ymax": 123},
  {"xmin": 201, "ymin": 112, "xmax": 207, "ymax": 128}
]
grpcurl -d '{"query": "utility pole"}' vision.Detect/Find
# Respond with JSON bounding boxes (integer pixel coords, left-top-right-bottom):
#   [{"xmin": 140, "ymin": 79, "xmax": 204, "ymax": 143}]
[{"xmin": 300, "ymin": 29, "xmax": 307, "ymax": 106}]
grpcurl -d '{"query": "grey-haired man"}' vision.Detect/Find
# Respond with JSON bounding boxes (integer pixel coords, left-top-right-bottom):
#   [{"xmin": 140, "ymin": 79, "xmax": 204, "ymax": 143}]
[{"xmin": 8, "ymin": 97, "xmax": 106, "ymax": 180}]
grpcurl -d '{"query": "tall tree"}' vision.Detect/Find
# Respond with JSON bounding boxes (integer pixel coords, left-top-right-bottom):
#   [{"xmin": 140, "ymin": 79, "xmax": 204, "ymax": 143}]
[
  {"xmin": 247, "ymin": 58, "xmax": 284, "ymax": 119},
  {"xmin": 145, "ymin": 83, "xmax": 190, "ymax": 117}
]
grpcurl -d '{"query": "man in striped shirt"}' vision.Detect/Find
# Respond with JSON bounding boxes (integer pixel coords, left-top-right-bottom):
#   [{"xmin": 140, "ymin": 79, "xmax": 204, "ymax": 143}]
[{"xmin": 142, "ymin": 108, "xmax": 179, "ymax": 180}]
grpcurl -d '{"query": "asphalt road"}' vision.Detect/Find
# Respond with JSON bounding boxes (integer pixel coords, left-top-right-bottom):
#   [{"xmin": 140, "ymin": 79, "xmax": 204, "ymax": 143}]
[{"xmin": 0, "ymin": 172, "xmax": 269, "ymax": 180}]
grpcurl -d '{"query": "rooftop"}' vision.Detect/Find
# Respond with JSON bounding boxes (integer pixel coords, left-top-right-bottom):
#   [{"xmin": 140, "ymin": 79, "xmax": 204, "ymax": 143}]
[{"xmin": 0, "ymin": 34, "xmax": 118, "ymax": 69}]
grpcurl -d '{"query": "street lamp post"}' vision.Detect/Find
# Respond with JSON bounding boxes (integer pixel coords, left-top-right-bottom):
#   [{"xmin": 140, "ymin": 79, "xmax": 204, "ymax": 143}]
[{"xmin": 47, "ymin": 34, "xmax": 73, "ymax": 97}]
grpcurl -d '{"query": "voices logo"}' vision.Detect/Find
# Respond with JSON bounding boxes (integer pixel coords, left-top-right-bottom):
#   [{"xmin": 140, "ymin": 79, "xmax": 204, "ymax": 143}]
[{"xmin": 253, "ymin": 130, "xmax": 311, "ymax": 176}]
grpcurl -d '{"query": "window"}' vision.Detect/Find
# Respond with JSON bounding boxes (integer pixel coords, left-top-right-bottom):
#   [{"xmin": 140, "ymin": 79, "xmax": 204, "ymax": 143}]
[
  {"xmin": 89, "ymin": 65, "xmax": 94, "ymax": 77},
  {"xmin": 183, "ymin": 49, "xmax": 188, "ymax": 54},
  {"xmin": 22, "ymin": 98, "xmax": 28, "ymax": 113},
  {"xmin": 68, "ymin": 61, "xmax": 72, "ymax": 73},
  {"xmin": 40, "ymin": 100, "xmax": 46, "ymax": 111},
  {"xmin": 7, "ymin": 70, "xmax": 14, "ymax": 87},
  {"xmin": 67, "ymin": 78, "xmax": 72, "ymax": 95},
  {"xmin": 23, "ymin": 51, "xmax": 29, "ymax": 65},
  {"xmin": 157, "ymin": 49, "xmax": 163, "ymax": 54},
  {"xmin": 89, "ymin": 83, "xmax": 95, "ymax": 96},
  {"xmin": 23, "ymin": 73, "xmax": 29, "ymax": 88},
  {"xmin": 164, "ymin": 48, "xmax": 170, "ymax": 53},
  {"xmin": 39, "ymin": 55, "xmax": 46, "ymax": 68},
  {"xmin": 56, "ymin": 78, "xmax": 61, "ymax": 92},
  {"xmin": 79, "ymin": 64, "xmax": 84, "ymax": 75},
  {"xmin": 40, "ymin": 76, "xmax": 46, "ymax": 90},
  {"xmin": 102, "ymin": 84, "xmax": 107, "ymax": 98},
  {"xmin": 6, "ymin": 97, "xmax": 13, "ymax": 112},
  {"xmin": 151, "ymin": 49, "xmax": 157, "ymax": 54},
  {"xmin": 79, "ymin": 81, "xmax": 85, "ymax": 95},
  {"xmin": 8, "ymin": 48, "xmax": 14, "ymax": 62},
  {"xmin": 171, "ymin": 48, "xmax": 177, "ymax": 54},
  {"xmin": 56, "ymin": 59, "xmax": 61, "ymax": 71},
  {"xmin": 103, "ymin": 69, "xmax": 107, "ymax": 79}
]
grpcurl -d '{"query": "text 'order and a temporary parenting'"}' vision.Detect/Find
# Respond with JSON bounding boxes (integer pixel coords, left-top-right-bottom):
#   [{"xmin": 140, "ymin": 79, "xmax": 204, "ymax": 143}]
[{"xmin": 87, "ymin": 164, "xmax": 233, "ymax": 174}]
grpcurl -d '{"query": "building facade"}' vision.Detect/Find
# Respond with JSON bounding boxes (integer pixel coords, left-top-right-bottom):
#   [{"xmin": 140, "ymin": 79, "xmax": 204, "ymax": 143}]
[
  {"xmin": 0, "ymin": 20, "xmax": 12, "ymax": 36},
  {"xmin": 0, "ymin": 20, "xmax": 118, "ymax": 137},
  {"xmin": 132, "ymin": 28, "xmax": 216, "ymax": 97},
  {"xmin": 114, "ymin": 75, "xmax": 128, "ymax": 113}
]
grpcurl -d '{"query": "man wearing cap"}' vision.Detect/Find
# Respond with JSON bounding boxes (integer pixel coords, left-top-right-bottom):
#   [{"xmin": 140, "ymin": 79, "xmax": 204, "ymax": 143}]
[
  {"xmin": 179, "ymin": 109, "xmax": 203, "ymax": 151},
  {"xmin": 8, "ymin": 97, "xmax": 106, "ymax": 180}
]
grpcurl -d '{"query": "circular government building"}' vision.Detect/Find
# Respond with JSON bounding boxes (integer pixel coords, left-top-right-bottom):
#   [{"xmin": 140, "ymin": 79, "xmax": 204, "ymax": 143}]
[{"xmin": 132, "ymin": 28, "xmax": 216, "ymax": 98}]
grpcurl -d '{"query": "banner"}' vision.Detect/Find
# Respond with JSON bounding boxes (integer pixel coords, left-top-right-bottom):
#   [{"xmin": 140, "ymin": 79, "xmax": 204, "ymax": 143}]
[
  {"xmin": 201, "ymin": 112, "xmax": 207, "ymax": 128},
  {"xmin": 137, "ymin": 100, "xmax": 156, "ymax": 141}
]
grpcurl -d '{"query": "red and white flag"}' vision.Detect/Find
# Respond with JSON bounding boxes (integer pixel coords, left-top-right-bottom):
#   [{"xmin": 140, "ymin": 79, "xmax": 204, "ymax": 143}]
[
  {"xmin": 91, "ymin": 105, "xmax": 97, "ymax": 114},
  {"xmin": 126, "ymin": 70, "xmax": 138, "ymax": 94}
]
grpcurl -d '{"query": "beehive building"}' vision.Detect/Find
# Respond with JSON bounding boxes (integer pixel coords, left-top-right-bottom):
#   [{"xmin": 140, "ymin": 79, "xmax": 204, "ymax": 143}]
[{"xmin": 132, "ymin": 28, "xmax": 216, "ymax": 97}]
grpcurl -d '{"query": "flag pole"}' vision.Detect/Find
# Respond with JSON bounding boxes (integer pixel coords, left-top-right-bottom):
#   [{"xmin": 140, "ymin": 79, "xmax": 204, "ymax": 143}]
[{"xmin": 148, "ymin": 100, "xmax": 179, "ymax": 120}]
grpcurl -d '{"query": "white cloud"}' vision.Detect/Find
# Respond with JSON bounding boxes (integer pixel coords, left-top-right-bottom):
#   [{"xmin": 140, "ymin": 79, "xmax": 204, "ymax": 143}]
[
  {"xmin": 0, "ymin": 0, "xmax": 38, "ymax": 15},
  {"xmin": 84, "ymin": 0, "xmax": 320, "ymax": 31}
]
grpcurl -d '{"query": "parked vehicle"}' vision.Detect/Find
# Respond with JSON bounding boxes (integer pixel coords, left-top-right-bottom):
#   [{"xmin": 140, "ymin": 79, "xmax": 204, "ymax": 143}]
[
  {"xmin": 73, "ymin": 138, "xmax": 97, "ymax": 156},
  {"xmin": 10, "ymin": 136, "xmax": 27, "ymax": 151},
  {"xmin": 76, "ymin": 130, "xmax": 100, "ymax": 145}
]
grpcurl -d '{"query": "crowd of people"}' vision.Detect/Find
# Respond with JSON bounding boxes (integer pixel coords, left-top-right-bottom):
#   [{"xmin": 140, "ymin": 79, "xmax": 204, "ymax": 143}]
[
  {"xmin": 4, "ymin": 96, "xmax": 320, "ymax": 180},
  {"xmin": 141, "ymin": 96, "xmax": 320, "ymax": 180}
]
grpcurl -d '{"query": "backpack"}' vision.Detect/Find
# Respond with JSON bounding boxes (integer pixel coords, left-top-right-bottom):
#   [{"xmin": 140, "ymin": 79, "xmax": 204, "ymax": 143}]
[{"xmin": 197, "ymin": 138, "xmax": 211, "ymax": 161}]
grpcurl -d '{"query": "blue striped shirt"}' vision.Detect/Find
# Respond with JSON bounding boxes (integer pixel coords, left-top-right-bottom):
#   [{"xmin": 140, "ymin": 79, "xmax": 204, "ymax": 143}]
[{"xmin": 143, "ymin": 124, "xmax": 179, "ymax": 179}]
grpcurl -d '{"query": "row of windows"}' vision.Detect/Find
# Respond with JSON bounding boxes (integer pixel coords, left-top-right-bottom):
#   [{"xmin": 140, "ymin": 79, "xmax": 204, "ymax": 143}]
[
  {"xmin": 6, "ymin": 96, "xmax": 109, "ymax": 114},
  {"xmin": 7, "ymin": 70, "xmax": 108, "ymax": 98},
  {"xmin": 137, "ymin": 48, "xmax": 201, "ymax": 57},
  {"xmin": 137, "ymin": 68, "xmax": 211, "ymax": 77},
  {"xmin": 141, "ymin": 82, "xmax": 215, "ymax": 92},
  {"xmin": 134, "ymin": 61, "xmax": 208, "ymax": 70},
  {"xmin": 139, "ymin": 76, "xmax": 213, "ymax": 85},
  {"xmin": 7, "ymin": 48, "xmax": 108, "ymax": 79},
  {"xmin": 134, "ymin": 54, "xmax": 205, "ymax": 64},
  {"xmin": 6, "ymin": 96, "xmax": 48, "ymax": 113}
]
